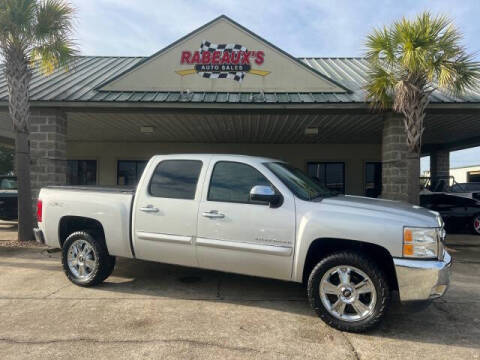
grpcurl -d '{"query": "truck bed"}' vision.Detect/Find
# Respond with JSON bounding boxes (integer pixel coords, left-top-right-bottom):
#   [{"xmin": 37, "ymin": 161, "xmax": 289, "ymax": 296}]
[{"xmin": 40, "ymin": 186, "xmax": 135, "ymax": 258}]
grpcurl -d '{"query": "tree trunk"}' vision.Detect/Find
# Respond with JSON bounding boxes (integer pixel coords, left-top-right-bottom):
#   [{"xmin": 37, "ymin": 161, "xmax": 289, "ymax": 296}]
[
  {"xmin": 406, "ymin": 152, "xmax": 420, "ymax": 205},
  {"xmin": 15, "ymin": 131, "xmax": 34, "ymax": 241},
  {"xmin": 5, "ymin": 49, "xmax": 34, "ymax": 241}
]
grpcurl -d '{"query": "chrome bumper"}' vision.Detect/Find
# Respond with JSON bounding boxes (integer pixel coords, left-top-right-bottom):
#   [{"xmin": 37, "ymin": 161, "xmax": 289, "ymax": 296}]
[
  {"xmin": 393, "ymin": 250, "xmax": 452, "ymax": 302},
  {"xmin": 33, "ymin": 227, "xmax": 45, "ymax": 244}
]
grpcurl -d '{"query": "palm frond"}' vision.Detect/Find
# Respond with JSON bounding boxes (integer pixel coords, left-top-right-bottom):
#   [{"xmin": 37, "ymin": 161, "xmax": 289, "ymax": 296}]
[
  {"xmin": 0, "ymin": 0, "xmax": 77, "ymax": 72},
  {"xmin": 0, "ymin": 0, "xmax": 36, "ymax": 49},
  {"xmin": 34, "ymin": 0, "xmax": 75, "ymax": 42},
  {"xmin": 31, "ymin": 36, "xmax": 75, "ymax": 73},
  {"xmin": 364, "ymin": 11, "xmax": 480, "ymax": 154},
  {"xmin": 365, "ymin": 64, "xmax": 396, "ymax": 110}
]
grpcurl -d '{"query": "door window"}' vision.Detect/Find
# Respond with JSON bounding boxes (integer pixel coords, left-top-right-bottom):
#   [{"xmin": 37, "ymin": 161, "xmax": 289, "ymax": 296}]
[
  {"xmin": 208, "ymin": 161, "xmax": 270, "ymax": 204},
  {"xmin": 307, "ymin": 162, "xmax": 345, "ymax": 194},
  {"xmin": 149, "ymin": 160, "xmax": 202, "ymax": 199}
]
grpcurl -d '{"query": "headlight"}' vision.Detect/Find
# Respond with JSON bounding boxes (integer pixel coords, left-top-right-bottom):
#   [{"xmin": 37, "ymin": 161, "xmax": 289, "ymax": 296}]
[{"xmin": 403, "ymin": 227, "xmax": 440, "ymax": 259}]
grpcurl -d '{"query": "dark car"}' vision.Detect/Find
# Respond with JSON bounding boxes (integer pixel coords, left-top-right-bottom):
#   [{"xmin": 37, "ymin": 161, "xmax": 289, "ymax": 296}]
[
  {"xmin": 0, "ymin": 176, "xmax": 17, "ymax": 221},
  {"xmin": 449, "ymin": 182, "xmax": 480, "ymax": 200},
  {"xmin": 420, "ymin": 192, "xmax": 480, "ymax": 235}
]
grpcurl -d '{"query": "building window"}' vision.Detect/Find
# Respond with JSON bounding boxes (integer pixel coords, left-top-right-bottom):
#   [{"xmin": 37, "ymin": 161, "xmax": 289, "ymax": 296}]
[
  {"xmin": 117, "ymin": 160, "xmax": 147, "ymax": 185},
  {"xmin": 365, "ymin": 162, "xmax": 382, "ymax": 198},
  {"xmin": 467, "ymin": 171, "xmax": 480, "ymax": 183},
  {"xmin": 307, "ymin": 162, "xmax": 345, "ymax": 194},
  {"xmin": 149, "ymin": 160, "xmax": 203, "ymax": 199},
  {"xmin": 67, "ymin": 160, "xmax": 97, "ymax": 185}
]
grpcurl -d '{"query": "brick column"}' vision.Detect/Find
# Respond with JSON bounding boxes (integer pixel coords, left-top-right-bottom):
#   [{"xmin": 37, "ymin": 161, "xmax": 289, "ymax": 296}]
[
  {"xmin": 429, "ymin": 149, "xmax": 450, "ymax": 191},
  {"xmin": 381, "ymin": 113, "xmax": 420, "ymax": 204},
  {"xmin": 430, "ymin": 149, "xmax": 450, "ymax": 179},
  {"xmin": 30, "ymin": 110, "xmax": 67, "ymax": 202}
]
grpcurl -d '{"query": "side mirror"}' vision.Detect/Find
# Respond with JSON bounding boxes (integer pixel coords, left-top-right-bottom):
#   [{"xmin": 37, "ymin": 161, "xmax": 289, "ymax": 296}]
[{"xmin": 249, "ymin": 185, "xmax": 282, "ymax": 207}]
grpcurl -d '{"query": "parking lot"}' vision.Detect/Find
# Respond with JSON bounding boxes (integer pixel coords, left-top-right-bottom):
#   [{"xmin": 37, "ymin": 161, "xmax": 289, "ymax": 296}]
[{"xmin": 0, "ymin": 225, "xmax": 478, "ymax": 359}]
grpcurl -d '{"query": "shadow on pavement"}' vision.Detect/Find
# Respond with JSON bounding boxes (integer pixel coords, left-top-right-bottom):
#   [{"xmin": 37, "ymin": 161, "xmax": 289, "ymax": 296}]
[{"xmin": 1, "ymin": 235, "xmax": 478, "ymax": 350}]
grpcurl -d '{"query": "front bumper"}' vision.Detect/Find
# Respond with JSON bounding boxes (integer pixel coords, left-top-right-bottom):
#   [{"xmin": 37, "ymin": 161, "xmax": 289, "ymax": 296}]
[
  {"xmin": 33, "ymin": 227, "xmax": 45, "ymax": 244},
  {"xmin": 393, "ymin": 250, "xmax": 452, "ymax": 302}
]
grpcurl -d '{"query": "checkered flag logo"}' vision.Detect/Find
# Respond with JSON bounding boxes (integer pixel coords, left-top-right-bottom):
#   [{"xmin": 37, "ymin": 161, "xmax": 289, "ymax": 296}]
[{"xmin": 198, "ymin": 40, "xmax": 248, "ymax": 82}]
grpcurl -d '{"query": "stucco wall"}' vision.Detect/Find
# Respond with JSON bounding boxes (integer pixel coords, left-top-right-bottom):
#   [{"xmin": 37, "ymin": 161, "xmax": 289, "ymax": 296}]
[
  {"xmin": 67, "ymin": 142, "xmax": 381, "ymax": 196},
  {"xmin": 450, "ymin": 165, "xmax": 480, "ymax": 183}
]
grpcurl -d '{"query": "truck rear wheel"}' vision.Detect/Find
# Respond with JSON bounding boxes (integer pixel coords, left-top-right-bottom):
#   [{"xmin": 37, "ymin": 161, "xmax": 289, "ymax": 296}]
[
  {"xmin": 62, "ymin": 231, "xmax": 115, "ymax": 287},
  {"xmin": 307, "ymin": 251, "xmax": 390, "ymax": 332}
]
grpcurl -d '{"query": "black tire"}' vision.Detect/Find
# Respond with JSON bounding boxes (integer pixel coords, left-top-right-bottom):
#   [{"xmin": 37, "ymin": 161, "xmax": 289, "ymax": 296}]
[
  {"xmin": 307, "ymin": 251, "xmax": 390, "ymax": 333},
  {"xmin": 62, "ymin": 231, "xmax": 115, "ymax": 287},
  {"xmin": 472, "ymin": 214, "xmax": 480, "ymax": 235}
]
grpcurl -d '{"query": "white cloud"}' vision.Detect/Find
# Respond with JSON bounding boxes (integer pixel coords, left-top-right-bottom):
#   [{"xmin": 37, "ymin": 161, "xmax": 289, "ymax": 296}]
[{"xmin": 70, "ymin": 0, "xmax": 480, "ymax": 58}]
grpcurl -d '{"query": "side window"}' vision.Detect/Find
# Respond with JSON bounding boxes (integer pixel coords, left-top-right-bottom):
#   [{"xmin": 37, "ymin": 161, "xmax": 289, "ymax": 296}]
[
  {"xmin": 208, "ymin": 161, "xmax": 271, "ymax": 204},
  {"xmin": 149, "ymin": 160, "xmax": 202, "ymax": 200}
]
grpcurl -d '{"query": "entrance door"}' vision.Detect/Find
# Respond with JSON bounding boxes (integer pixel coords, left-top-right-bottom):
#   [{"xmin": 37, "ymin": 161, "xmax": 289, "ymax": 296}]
[
  {"xmin": 196, "ymin": 159, "xmax": 296, "ymax": 280},
  {"xmin": 132, "ymin": 157, "xmax": 206, "ymax": 266}
]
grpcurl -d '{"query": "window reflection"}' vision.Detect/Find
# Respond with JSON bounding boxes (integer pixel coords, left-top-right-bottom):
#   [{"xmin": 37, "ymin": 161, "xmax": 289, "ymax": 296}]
[
  {"xmin": 149, "ymin": 160, "xmax": 202, "ymax": 199},
  {"xmin": 208, "ymin": 162, "xmax": 270, "ymax": 203}
]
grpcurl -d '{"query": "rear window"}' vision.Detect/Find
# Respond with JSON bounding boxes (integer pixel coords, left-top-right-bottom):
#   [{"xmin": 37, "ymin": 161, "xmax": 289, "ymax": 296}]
[
  {"xmin": 0, "ymin": 177, "xmax": 16, "ymax": 190},
  {"xmin": 149, "ymin": 160, "xmax": 202, "ymax": 200}
]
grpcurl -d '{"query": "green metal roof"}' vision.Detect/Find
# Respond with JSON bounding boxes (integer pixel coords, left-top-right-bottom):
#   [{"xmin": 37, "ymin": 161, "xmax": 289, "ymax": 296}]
[{"xmin": 0, "ymin": 56, "xmax": 479, "ymax": 105}]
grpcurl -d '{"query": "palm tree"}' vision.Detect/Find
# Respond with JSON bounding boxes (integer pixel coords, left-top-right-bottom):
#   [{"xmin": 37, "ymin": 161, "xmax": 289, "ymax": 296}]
[
  {"xmin": 365, "ymin": 12, "xmax": 480, "ymax": 203},
  {"xmin": 0, "ymin": 0, "xmax": 76, "ymax": 240}
]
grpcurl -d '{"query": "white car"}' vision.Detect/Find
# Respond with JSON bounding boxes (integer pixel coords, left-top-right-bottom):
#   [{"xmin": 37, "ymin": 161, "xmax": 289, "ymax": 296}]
[{"xmin": 34, "ymin": 154, "xmax": 451, "ymax": 332}]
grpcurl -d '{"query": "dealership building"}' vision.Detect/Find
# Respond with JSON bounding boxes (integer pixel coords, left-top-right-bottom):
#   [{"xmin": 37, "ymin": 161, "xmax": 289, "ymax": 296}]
[{"xmin": 0, "ymin": 15, "xmax": 479, "ymax": 202}]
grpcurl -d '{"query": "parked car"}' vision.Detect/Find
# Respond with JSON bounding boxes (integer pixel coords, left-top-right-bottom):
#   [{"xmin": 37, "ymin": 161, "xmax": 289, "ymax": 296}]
[
  {"xmin": 420, "ymin": 176, "xmax": 480, "ymax": 200},
  {"xmin": 449, "ymin": 182, "xmax": 480, "ymax": 200},
  {"xmin": 420, "ymin": 192, "xmax": 480, "ymax": 235},
  {"xmin": 0, "ymin": 175, "xmax": 17, "ymax": 221},
  {"xmin": 34, "ymin": 154, "xmax": 451, "ymax": 332}
]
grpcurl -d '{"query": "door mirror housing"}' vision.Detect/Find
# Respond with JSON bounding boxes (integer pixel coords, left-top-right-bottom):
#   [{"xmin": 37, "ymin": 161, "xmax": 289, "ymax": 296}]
[{"xmin": 249, "ymin": 185, "xmax": 282, "ymax": 207}]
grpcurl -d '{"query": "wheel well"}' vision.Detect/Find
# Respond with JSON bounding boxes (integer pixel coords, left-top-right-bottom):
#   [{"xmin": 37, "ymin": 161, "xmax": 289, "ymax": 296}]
[
  {"xmin": 302, "ymin": 238, "xmax": 398, "ymax": 291},
  {"xmin": 58, "ymin": 216, "xmax": 106, "ymax": 248}
]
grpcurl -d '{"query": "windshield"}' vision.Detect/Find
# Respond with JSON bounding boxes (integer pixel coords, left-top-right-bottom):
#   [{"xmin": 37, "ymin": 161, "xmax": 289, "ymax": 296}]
[
  {"xmin": 0, "ymin": 177, "xmax": 17, "ymax": 190},
  {"xmin": 451, "ymin": 183, "xmax": 480, "ymax": 192},
  {"xmin": 265, "ymin": 162, "xmax": 336, "ymax": 200}
]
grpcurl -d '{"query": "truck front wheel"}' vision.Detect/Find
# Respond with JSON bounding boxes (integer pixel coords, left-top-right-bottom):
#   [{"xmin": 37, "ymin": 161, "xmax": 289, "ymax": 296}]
[
  {"xmin": 62, "ymin": 231, "xmax": 116, "ymax": 287},
  {"xmin": 307, "ymin": 251, "xmax": 390, "ymax": 332}
]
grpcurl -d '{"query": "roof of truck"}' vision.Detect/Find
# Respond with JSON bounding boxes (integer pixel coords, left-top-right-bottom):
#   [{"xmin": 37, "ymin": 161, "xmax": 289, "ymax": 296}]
[{"xmin": 151, "ymin": 153, "xmax": 283, "ymax": 163}]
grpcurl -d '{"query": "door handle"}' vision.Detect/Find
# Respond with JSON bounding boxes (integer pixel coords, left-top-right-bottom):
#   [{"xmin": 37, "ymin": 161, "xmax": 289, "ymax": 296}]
[
  {"xmin": 140, "ymin": 205, "xmax": 159, "ymax": 213},
  {"xmin": 202, "ymin": 210, "xmax": 225, "ymax": 219}
]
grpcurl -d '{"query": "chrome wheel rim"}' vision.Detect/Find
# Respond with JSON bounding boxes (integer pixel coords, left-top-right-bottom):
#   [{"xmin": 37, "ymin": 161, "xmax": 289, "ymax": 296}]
[
  {"xmin": 319, "ymin": 265, "xmax": 377, "ymax": 322},
  {"xmin": 67, "ymin": 240, "xmax": 96, "ymax": 281},
  {"xmin": 474, "ymin": 216, "xmax": 480, "ymax": 234}
]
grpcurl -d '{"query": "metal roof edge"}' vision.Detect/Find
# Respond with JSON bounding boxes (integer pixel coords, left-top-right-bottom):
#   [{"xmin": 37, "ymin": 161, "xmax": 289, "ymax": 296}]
[
  {"xmin": 0, "ymin": 100, "xmax": 370, "ymax": 110},
  {"xmin": 2, "ymin": 101, "xmax": 480, "ymax": 109}
]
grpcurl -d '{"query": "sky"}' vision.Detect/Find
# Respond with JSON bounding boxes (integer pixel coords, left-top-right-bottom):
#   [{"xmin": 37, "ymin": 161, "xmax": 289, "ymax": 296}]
[{"xmin": 69, "ymin": 0, "xmax": 480, "ymax": 171}]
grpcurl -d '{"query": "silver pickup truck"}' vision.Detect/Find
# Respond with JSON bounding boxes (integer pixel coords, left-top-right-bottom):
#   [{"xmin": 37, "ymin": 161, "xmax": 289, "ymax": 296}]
[{"xmin": 34, "ymin": 154, "xmax": 451, "ymax": 332}]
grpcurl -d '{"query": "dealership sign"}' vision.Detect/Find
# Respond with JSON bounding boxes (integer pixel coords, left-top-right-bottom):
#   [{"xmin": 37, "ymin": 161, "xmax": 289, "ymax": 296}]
[{"xmin": 175, "ymin": 41, "xmax": 270, "ymax": 82}]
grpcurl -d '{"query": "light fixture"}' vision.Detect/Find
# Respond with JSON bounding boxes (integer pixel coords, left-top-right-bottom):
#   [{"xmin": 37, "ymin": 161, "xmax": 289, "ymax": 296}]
[
  {"xmin": 304, "ymin": 127, "xmax": 319, "ymax": 136},
  {"xmin": 140, "ymin": 126, "xmax": 154, "ymax": 134}
]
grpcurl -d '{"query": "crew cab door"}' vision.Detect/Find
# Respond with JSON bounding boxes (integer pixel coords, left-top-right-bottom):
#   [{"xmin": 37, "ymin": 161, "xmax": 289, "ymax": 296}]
[
  {"xmin": 132, "ymin": 156, "xmax": 208, "ymax": 266},
  {"xmin": 196, "ymin": 159, "xmax": 296, "ymax": 280}
]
